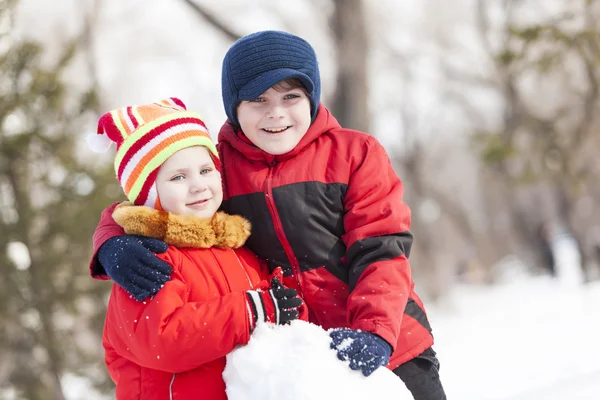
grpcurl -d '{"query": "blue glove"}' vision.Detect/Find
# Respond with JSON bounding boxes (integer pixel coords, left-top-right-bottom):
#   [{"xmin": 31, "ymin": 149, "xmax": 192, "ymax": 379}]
[
  {"xmin": 329, "ymin": 328, "xmax": 392, "ymax": 377},
  {"xmin": 97, "ymin": 235, "xmax": 172, "ymax": 301}
]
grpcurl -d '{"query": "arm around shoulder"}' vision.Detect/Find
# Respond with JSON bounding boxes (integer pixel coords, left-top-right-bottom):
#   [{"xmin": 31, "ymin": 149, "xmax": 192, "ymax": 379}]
[{"xmin": 90, "ymin": 202, "xmax": 125, "ymax": 278}]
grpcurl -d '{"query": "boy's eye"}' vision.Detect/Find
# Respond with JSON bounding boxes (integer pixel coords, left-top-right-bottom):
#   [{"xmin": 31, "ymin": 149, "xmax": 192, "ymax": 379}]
[
  {"xmin": 284, "ymin": 93, "xmax": 300, "ymax": 100},
  {"xmin": 170, "ymin": 174, "xmax": 185, "ymax": 181},
  {"xmin": 200, "ymin": 168, "xmax": 212, "ymax": 175},
  {"xmin": 248, "ymin": 97, "xmax": 265, "ymax": 103}
]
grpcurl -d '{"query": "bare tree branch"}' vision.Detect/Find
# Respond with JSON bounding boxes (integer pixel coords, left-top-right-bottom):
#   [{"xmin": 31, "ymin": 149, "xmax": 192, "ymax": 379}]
[
  {"xmin": 427, "ymin": 184, "xmax": 474, "ymax": 240},
  {"xmin": 78, "ymin": 0, "xmax": 103, "ymax": 96},
  {"xmin": 475, "ymin": 0, "xmax": 497, "ymax": 64},
  {"xmin": 442, "ymin": 64, "xmax": 499, "ymax": 89},
  {"xmin": 180, "ymin": 0, "xmax": 241, "ymax": 42}
]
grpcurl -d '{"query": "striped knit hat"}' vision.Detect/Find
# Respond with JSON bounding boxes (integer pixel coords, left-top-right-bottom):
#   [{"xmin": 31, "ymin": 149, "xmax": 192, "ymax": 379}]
[{"xmin": 92, "ymin": 97, "xmax": 218, "ymax": 209}]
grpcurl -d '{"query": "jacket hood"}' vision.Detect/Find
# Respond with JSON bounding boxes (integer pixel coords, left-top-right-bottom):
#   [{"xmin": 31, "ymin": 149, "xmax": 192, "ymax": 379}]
[
  {"xmin": 217, "ymin": 104, "xmax": 341, "ymax": 164},
  {"xmin": 112, "ymin": 202, "xmax": 251, "ymax": 249}
]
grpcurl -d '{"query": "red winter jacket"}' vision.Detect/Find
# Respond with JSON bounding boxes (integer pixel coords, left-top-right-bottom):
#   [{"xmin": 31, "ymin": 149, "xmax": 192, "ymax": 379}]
[
  {"xmin": 102, "ymin": 204, "xmax": 268, "ymax": 400},
  {"xmin": 91, "ymin": 105, "xmax": 433, "ymax": 369}
]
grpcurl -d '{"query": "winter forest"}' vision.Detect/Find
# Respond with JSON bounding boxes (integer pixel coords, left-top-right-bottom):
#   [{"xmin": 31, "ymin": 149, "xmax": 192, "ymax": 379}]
[{"xmin": 2, "ymin": 0, "xmax": 600, "ymax": 398}]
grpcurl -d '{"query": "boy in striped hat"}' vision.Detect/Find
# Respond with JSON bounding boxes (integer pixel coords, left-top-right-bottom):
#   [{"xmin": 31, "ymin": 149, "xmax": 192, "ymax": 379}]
[{"xmin": 94, "ymin": 98, "xmax": 304, "ymax": 400}]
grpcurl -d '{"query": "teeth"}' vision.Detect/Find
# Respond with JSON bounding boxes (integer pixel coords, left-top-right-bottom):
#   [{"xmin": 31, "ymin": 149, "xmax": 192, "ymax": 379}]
[{"xmin": 263, "ymin": 127, "xmax": 288, "ymax": 133}]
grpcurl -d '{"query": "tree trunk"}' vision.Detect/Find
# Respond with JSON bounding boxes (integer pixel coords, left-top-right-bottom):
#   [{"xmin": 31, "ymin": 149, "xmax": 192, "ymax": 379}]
[
  {"xmin": 427, "ymin": 183, "xmax": 501, "ymax": 281},
  {"xmin": 330, "ymin": 0, "xmax": 369, "ymax": 132},
  {"xmin": 556, "ymin": 183, "xmax": 596, "ymax": 282},
  {"xmin": 400, "ymin": 150, "xmax": 447, "ymax": 301}
]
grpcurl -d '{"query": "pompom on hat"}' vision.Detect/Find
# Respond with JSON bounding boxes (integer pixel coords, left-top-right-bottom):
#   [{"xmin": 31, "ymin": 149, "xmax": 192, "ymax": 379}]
[{"xmin": 91, "ymin": 97, "xmax": 218, "ymax": 209}]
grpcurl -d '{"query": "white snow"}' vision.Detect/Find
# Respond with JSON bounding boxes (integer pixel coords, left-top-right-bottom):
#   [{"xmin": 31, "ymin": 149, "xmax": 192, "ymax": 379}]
[
  {"xmin": 224, "ymin": 320, "xmax": 408, "ymax": 400},
  {"xmin": 429, "ymin": 234, "xmax": 600, "ymax": 400},
  {"xmin": 431, "ymin": 276, "xmax": 600, "ymax": 400},
  {"xmin": 553, "ymin": 232, "xmax": 585, "ymax": 287}
]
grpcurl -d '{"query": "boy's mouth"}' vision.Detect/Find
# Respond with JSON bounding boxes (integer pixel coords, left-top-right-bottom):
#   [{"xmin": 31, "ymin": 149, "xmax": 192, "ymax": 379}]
[{"xmin": 262, "ymin": 126, "xmax": 290, "ymax": 134}]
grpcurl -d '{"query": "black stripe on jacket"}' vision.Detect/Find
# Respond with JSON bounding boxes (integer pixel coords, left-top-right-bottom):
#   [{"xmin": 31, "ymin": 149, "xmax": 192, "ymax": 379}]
[
  {"xmin": 346, "ymin": 232, "xmax": 413, "ymax": 291},
  {"xmin": 223, "ymin": 181, "xmax": 349, "ymax": 281}
]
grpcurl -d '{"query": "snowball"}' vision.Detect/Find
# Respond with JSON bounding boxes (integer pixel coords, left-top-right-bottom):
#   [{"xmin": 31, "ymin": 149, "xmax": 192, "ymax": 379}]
[{"xmin": 224, "ymin": 320, "xmax": 406, "ymax": 400}]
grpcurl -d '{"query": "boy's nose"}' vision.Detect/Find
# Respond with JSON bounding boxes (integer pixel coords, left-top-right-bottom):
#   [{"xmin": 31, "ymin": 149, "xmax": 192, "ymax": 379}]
[{"xmin": 266, "ymin": 104, "xmax": 285, "ymax": 119}]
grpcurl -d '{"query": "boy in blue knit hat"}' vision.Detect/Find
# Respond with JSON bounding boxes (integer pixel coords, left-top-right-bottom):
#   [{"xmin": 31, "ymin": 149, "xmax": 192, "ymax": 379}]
[{"xmin": 90, "ymin": 30, "xmax": 446, "ymax": 400}]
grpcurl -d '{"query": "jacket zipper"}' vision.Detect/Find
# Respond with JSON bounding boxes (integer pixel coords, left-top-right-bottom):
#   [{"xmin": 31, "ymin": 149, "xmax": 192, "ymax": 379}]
[
  {"xmin": 264, "ymin": 162, "xmax": 305, "ymax": 297},
  {"xmin": 169, "ymin": 373, "xmax": 176, "ymax": 399}
]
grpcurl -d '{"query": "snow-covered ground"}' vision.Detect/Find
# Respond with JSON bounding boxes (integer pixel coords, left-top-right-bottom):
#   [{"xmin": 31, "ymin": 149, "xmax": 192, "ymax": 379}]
[
  {"xmin": 430, "ymin": 276, "xmax": 600, "ymax": 400},
  {"xmin": 430, "ymin": 233, "xmax": 600, "ymax": 400}
]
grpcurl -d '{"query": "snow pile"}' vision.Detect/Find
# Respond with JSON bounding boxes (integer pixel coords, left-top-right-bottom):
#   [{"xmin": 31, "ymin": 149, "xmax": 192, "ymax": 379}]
[
  {"xmin": 431, "ymin": 276, "xmax": 600, "ymax": 400},
  {"xmin": 224, "ymin": 320, "xmax": 407, "ymax": 400}
]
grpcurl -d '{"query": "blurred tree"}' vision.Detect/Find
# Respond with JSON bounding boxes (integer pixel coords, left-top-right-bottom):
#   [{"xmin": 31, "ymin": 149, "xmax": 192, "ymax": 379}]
[
  {"xmin": 383, "ymin": 48, "xmax": 452, "ymax": 299},
  {"xmin": 0, "ymin": 1, "xmax": 119, "ymax": 398},
  {"xmin": 472, "ymin": 0, "xmax": 600, "ymax": 280},
  {"xmin": 373, "ymin": 32, "xmax": 497, "ymax": 298}
]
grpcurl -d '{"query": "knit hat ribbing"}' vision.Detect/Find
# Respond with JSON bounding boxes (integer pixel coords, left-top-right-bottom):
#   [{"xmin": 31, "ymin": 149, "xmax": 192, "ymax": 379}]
[
  {"xmin": 94, "ymin": 97, "xmax": 218, "ymax": 209},
  {"xmin": 222, "ymin": 30, "xmax": 321, "ymax": 127}
]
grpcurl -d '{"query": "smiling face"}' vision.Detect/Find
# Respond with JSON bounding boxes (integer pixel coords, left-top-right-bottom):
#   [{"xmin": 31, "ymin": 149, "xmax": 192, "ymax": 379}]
[
  {"xmin": 155, "ymin": 146, "xmax": 223, "ymax": 219},
  {"xmin": 236, "ymin": 81, "xmax": 312, "ymax": 155}
]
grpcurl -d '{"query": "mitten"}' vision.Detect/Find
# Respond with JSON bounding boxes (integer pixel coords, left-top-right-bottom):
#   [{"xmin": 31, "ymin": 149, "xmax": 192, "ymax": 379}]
[
  {"xmin": 329, "ymin": 328, "xmax": 393, "ymax": 377},
  {"xmin": 97, "ymin": 234, "xmax": 172, "ymax": 301},
  {"xmin": 246, "ymin": 277, "xmax": 303, "ymax": 330}
]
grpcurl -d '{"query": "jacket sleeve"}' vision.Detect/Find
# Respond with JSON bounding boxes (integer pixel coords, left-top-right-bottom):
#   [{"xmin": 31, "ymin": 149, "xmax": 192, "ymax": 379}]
[
  {"xmin": 104, "ymin": 250, "xmax": 251, "ymax": 373},
  {"xmin": 342, "ymin": 136, "xmax": 413, "ymax": 350},
  {"xmin": 90, "ymin": 202, "xmax": 124, "ymax": 279}
]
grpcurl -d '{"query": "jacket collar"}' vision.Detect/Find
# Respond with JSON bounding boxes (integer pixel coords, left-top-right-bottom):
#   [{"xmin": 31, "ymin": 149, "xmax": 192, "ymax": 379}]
[
  {"xmin": 112, "ymin": 202, "xmax": 251, "ymax": 249},
  {"xmin": 217, "ymin": 104, "xmax": 341, "ymax": 165}
]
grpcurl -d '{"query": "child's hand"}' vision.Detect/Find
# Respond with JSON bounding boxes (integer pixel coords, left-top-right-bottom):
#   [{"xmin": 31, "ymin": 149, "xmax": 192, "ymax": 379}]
[
  {"xmin": 329, "ymin": 328, "xmax": 392, "ymax": 377},
  {"xmin": 246, "ymin": 277, "xmax": 303, "ymax": 330},
  {"xmin": 98, "ymin": 234, "xmax": 172, "ymax": 301},
  {"xmin": 254, "ymin": 268, "xmax": 310, "ymax": 322}
]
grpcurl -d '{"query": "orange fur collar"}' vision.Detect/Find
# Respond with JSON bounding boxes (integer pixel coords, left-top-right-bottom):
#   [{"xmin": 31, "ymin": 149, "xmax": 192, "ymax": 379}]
[{"xmin": 112, "ymin": 202, "xmax": 251, "ymax": 249}]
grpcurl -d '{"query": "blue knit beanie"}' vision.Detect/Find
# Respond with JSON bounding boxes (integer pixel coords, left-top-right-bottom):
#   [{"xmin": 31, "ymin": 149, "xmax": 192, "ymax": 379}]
[{"xmin": 222, "ymin": 30, "xmax": 321, "ymax": 127}]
